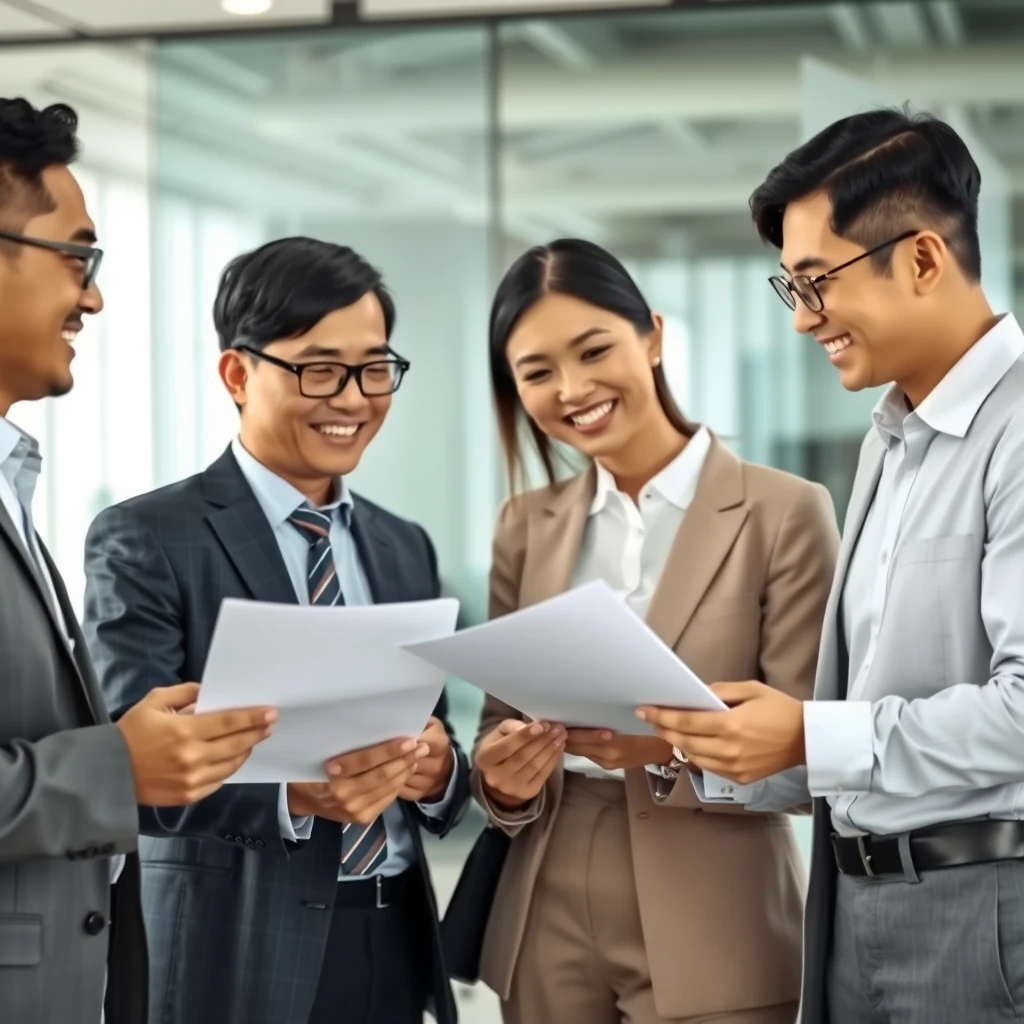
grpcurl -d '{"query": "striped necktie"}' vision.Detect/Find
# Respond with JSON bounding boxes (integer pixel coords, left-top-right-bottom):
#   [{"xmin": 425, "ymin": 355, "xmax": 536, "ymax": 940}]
[{"xmin": 287, "ymin": 503, "xmax": 388, "ymax": 876}]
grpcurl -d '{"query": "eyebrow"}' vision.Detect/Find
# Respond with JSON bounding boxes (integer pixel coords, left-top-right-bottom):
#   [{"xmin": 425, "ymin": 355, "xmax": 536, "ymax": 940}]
[
  {"xmin": 513, "ymin": 327, "xmax": 609, "ymax": 369},
  {"xmin": 293, "ymin": 341, "xmax": 391, "ymax": 359},
  {"xmin": 781, "ymin": 255, "xmax": 829, "ymax": 275}
]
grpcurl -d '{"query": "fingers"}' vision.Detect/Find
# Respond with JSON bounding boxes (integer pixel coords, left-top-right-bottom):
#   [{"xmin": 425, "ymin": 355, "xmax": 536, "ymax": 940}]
[
  {"xmin": 335, "ymin": 763, "xmax": 418, "ymax": 822},
  {"xmin": 709, "ymin": 681, "xmax": 767, "ymax": 706},
  {"xmin": 564, "ymin": 729, "xmax": 614, "ymax": 744},
  {"xmin": 328, "ymin": 750, "xmax": 421, "ymax": 800},
  {"xmin": 142, "ymin": 682, "xmax": 201, "ymax": 711},
  {"xmin": 194, "ymin": 726, "xmax": 275, "ymax": 767},
  {"xmin": 524, "ymin": 743, "xmax": 563, "ymax": 786},
  {"xmin": 327, "ymin": 737, "xmax": 421, "ymax": 777},
  {"xmin": 188, "ymin": 706, "xmax": 279, "ymax": 741},
  {"xmin": 636, "ymin": 707, "xmax": 726, "ymax": 738},
  {"xmin": 478, "ymin": 722, "xmax": 564, "ymax": 768}
]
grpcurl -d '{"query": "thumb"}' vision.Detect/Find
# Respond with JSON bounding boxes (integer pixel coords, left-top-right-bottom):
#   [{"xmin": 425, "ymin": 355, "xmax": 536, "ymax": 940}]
[
  {"xmin": 141, "ymin": 682, "xmax": 201, "ymax": 711},
  {"xmin": 709, "ymin": 681, "xmax": 766, "ymax": 707}
]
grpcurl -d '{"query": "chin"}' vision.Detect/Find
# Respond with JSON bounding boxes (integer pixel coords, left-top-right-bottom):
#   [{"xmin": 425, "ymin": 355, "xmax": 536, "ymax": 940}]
[{"xmin": 47, "ymin": 374, "xmax": 74, "ymax": 398}]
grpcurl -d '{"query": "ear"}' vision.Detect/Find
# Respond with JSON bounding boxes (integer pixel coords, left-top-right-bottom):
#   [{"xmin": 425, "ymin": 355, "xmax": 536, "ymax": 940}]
[
  {"xmin": 908, "ymin": 231, "xmax": 946, "ymax": 296},
  {"xmin": 218, "ymin": 350, "xmax": 250, "ymax": 408},
  {"xmin": 645, "ymin": 312, "xmax": 665, "ymax": 366}
]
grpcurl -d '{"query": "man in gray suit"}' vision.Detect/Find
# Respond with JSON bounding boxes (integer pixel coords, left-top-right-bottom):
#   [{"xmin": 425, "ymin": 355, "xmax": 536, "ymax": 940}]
[
  {"xmin": 82, "ymin": 237, "xmax": 470, "ymax": 1024},
  {"xmin": 640, "ymin": 109, "xmax": 1024, "ymax": 1023},
  {"xmin": 0, "ymin": 99, "xmax": 278, "ymax": 1024}
]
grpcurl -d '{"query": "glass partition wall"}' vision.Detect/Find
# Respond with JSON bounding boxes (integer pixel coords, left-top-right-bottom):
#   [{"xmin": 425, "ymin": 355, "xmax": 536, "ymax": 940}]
[{"xmin": 5, "ymin": 9, "xmax": 1024, "ymax": 1017}]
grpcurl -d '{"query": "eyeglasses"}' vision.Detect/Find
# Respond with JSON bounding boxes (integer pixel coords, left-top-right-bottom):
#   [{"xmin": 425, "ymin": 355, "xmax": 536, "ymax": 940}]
[
  {"xmin": 0, "ymin": 229, "xmax": 103, "ymax": 289},
  {"xmin": 768, "ymin": 230, "xmax": 918, "ymax": 313},
  {"xmin": 234, "ymin": 344, "xmax": 410, "ymax": 398}
]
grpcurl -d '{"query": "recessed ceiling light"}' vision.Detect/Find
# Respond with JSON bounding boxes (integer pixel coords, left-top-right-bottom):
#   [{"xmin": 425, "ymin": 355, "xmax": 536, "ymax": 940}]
[{"xmin": 221, "ymin": 0, "xmax": 273, "ymax": 14}]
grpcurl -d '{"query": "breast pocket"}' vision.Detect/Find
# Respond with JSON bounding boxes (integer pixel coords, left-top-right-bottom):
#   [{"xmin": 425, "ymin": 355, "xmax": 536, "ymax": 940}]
[{"xmin": 887, "ymin": 534, "xmax": 980, "ymax": 694}]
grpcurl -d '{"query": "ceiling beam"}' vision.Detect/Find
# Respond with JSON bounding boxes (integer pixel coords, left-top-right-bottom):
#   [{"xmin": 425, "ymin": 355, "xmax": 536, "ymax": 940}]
[
  {"xmin": 830, "ymin": 3, "xmax": 872, "ymax": 52},
  {"xmin": 514, "ymin": 20, "xmax": 596, "ymax": 70},
  {"xmin": 256, "ymin": 45, "xmax": 1024, "ymax": 133},
  {"xmin": 869, "ymin": 2, "xmax": 931, "ymax": 49},
  {"xmin": 927, "ymin": 0, "xmax": 965, "ymax": 47}
]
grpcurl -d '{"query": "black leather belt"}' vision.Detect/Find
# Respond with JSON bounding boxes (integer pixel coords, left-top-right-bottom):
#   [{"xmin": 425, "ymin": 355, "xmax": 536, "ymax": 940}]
[
  {"xmin": 833, "ymin": 819, "xmax": 1024, "ymax": 878},
  {"xmin": 331, "ymin": 870, "xmax": 414, "ymax": 909}
]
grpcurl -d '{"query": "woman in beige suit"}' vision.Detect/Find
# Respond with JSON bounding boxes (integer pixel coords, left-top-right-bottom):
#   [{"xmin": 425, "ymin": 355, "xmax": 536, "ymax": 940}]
[{"xmin": 470, "ymin": 239, "xmax": 840, "ymax": 1024}]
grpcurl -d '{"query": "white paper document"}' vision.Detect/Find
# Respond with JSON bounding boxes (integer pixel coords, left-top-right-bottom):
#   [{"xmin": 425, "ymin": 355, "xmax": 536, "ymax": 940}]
[
  {"xmin": 403, "ymin": 580, "xmax": 724, "ymax": 735},
  {"xmin": 195, "ymin": 597, "xmax": 459, "ymax": 782}
]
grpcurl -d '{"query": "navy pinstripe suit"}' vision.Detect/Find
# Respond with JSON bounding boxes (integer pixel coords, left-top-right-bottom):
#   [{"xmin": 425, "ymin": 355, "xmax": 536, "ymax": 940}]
[{"xmin": 82, "ymin": 446, "xmax": 468, "ymax": 1024}]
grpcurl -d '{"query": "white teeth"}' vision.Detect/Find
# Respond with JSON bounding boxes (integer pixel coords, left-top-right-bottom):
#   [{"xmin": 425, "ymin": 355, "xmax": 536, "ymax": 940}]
[
  {"xmin": 61, "ymin": 330, "xmax": 77, "ymax": 344},
  {"xmin": 317, "ymin": 424, "xmax": 359, "ymax": 437},
  {"xmin": 570, "ymin": 400, "xmax": 614, "ymax": 427},
  {"xmin": 824, "ymin": 335, "xmax": 852, "ymax": 355}
]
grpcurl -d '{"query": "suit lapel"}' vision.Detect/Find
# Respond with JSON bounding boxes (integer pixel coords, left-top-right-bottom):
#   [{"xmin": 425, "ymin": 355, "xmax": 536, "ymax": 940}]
[
  {"xmin": 350, "ymin": 500, "xmax": 402, "ymax": 604},
  {"xmin": 202, "ymin": 447, "xmax": 297, "ymax": 606},
  {"xmin": 814, "ymin": 432, "xmax": 885, "ymax": 700},
  {"xmin": 520, "ymin": 468, "xmax": 594, "ymax": 608},
  {"xmin": 645, "ymin": 434, "xmax": 748, "ymax": 650},
  {"xmin": 0, "ymin": 504, "xmax": 101, "ymax": 719}
]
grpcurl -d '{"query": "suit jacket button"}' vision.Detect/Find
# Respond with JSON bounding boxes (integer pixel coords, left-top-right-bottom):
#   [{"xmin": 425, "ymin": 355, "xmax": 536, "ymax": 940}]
[
  {"xmin": 234, "ymin": 836, "xmax": 245, "ymax": 844},
  {"xmin": 254, "ymin": 840, "xmax": 265, "ymax": 850},
  {"xmin": 244, "ymin": 837, "xmax": 255, "ymax": 847},
  {"xmin": 83, "ymin": 912, "xmax": 106, "ymax": 936},
  {"xmin": 224, "ymin": 834, "xmax": 235, "ymax": 842}
]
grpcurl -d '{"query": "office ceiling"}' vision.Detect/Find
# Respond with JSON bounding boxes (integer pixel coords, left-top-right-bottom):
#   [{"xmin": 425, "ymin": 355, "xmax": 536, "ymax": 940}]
[{"xmin": 1, "ymin": 1, "xmax": 1022, "ymax": 271}]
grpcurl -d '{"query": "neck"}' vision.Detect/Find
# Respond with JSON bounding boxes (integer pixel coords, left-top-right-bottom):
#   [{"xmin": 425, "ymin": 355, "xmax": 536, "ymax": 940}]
[
  {"xmin": 237, "ymin": 433, "xmax": 335, "ymax": 507},
  {"xmin": 597, "ymin": 412, "xmax": 689, "ymax": 504},
  {"xmin": 898, "ymin": 291, "xmax": 998, "ymax": 408}
]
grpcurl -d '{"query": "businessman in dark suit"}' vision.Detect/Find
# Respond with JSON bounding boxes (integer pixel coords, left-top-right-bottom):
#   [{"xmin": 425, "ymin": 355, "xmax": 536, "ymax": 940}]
[
  {"xmin": 0, "ymin": 98, "xmax": 276, "ymax": 1024},
  {"xmin": 83, "ymin": 236, "xmax": 471, "ymax": 1024}
]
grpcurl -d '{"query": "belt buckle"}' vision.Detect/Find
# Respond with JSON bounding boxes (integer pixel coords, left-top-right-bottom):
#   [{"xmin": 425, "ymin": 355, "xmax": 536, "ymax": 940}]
[
  {"xmin": 375, "ymin": 875, "xmax": 389, "ymax": 909},
  {"xmin": 856, "ymin": 836, "xmax": 875, "ymax": 877}
]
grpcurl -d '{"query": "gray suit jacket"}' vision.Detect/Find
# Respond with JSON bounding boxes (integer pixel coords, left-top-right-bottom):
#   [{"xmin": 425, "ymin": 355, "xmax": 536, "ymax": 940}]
[
  {"xmin": 795, "ymin": 354, "xmax": 1024, "ymax": 1022},
  {"xmin": 0, "ymin": 503, "xmax": 146, "ymax": 1024},
  {"xmin": 82, "ymin": 447, "xmax": 470, "ymax": 1024}
]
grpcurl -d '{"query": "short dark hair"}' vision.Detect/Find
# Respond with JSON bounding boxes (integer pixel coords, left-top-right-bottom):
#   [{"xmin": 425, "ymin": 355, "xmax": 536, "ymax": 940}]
[
  {"xmin": 213, "ymin": 236, "xmax": 395, "ymax": 352},
  {"xmin": 0, "ymin": 98, "xmax": 80, "ymax": 231},
  {"xmin": 750, "ymin": 107, "xmax": 982, "ymax": 280},
  {"xmin": 489, "ymin": 238, "xmax": 694, "ymax": 492}
]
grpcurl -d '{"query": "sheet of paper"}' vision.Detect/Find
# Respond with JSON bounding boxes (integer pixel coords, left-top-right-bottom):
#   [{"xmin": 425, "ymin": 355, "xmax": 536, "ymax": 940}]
[
  {"xmin": 195, "ymin": 597, "xmax": 459, "ymax": 782},
  {"xmin": 403, "ymin": 580, "xmax": 724, "ymax": 735}
]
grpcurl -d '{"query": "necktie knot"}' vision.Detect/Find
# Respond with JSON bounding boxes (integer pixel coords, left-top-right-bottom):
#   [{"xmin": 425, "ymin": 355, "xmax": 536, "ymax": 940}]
[{"xmin": 288, "ymin": 505, "xmax": 332, "ymax": 545}]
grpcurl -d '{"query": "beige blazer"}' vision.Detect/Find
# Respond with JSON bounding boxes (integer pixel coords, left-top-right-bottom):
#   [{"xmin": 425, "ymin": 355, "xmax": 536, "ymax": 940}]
[{"xmin": 470, "ymin": 433, "xmax": 840, "ymax": 1020}]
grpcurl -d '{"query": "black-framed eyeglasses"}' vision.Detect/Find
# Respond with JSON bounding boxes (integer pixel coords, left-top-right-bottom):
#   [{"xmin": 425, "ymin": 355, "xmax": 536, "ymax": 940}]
[
  {"xmin": 768, "ymin": 230, "xmax": 918, "ymax": 313},
  {"xmin": 0, "ymin": 229, "xmax": 103, "ymax": 289},
  {"xmin": 234, "ymin": 344, "xmax": 410, "ymax": 398}
]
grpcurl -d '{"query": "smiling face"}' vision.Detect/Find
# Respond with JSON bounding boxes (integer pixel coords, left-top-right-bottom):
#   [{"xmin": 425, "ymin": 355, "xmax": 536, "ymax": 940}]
[
  {"xmin": 219, "ymin": 292, "xmax": 393, "ymax": 501},
  {"xmin": 780, "ymin": 190, "xmax": 928, "ymax": 394},
  {"xmin": 0, "ymin": 164, "xmax": 103, "ymax": 415},
  {"xmin": 504, "ymin": 291, "xmax": 664, "ymax": 463}
]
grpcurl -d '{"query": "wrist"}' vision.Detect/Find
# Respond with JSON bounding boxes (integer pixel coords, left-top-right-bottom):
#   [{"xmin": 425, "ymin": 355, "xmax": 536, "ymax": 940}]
[
  {"xmin": 421, "ymin": 746, "xmax": 455, "ymax": 803},
  {"xmin": 482, "ymin": 778, "xmax": 528, "ymax": 812},
  {"xmin": 286, "ymin": 784, "xmax": 313, "ymax": 817}
]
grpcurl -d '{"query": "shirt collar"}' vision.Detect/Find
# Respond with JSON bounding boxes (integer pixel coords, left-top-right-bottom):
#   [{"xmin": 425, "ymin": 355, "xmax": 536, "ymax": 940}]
[
  {"xmin": 590, "ymin": 425, "xmax": 712, "ymax": 515},
  {"xmin": 231, "ymin": 436, "xmax": 352, "ymax": 528},
  {"xmin": 873, "ymin": 313, "xmax": 1024, "ymax": 445},
  {"xmin": 0, "ymin": 416, "xmax": 43, "ymax": 500}
]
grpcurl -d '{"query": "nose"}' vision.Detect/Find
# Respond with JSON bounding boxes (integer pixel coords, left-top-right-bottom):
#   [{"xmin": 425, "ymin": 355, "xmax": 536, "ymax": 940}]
[
  {"xmin": 792, "ymin": 300, "xmax": 823, "ymax": 336},
  {"xmin": 556, "ymin": 364, "xmax": 596, "ymax": 406},
  {"xmin": 79, "ymin": 281, "xmax": 104, "ymax": 315},
  {"xmin": 326, "ymin": 373, "xmax": 370, "ymax": 412}
]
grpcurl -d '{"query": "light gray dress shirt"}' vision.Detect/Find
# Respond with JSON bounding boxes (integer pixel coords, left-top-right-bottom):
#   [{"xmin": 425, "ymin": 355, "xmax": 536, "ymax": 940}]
[
  {"xmin": 694, "ymin": 313, "xmax": 1024, "ymax": 837},
  {"xmin": 230, "ymin": 438, "xmax": 458, "ymax": 879}
]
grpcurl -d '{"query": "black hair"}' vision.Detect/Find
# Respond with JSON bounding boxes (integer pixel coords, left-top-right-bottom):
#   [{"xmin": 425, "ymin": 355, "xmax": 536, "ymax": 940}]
[
  {"xmin": 213, "ymin": 236, "xmax": 395, "ymax": 352},
  {"xmin": 750, "ymin": 107, "xmax": 982, "ymax": 280},
  {"xmin": 489, "ymin": 237, "xmax": 694, "ymax": 491},
  {"xmin": 0, "ymin": 98, "xmax": 79, "ymax": 230}
]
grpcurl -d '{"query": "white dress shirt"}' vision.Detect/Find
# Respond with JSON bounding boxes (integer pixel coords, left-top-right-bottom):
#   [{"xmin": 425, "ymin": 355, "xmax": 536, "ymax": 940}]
[
  {"xmin": 805, "ymin": 313, "xmax": 1024, "ymax": 835},
  {"xmin": 230, "ymin": 438, "xmax": 459, "ymax": 878},
  {"xmin": 566, "ymin": 426, "xmax": 712, "ymax": 780}
]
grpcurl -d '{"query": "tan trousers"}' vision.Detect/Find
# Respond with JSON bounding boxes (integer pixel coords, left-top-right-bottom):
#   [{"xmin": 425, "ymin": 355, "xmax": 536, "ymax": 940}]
[{"xmin": 502, "ymin": 775, "xmax": 798, "ymax": 1024}]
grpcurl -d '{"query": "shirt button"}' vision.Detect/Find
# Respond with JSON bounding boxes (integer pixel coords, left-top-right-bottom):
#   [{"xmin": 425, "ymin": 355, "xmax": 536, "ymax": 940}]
[{"xmin": 83, "ymin": 912, "xmax": 106, "ymax": 936}]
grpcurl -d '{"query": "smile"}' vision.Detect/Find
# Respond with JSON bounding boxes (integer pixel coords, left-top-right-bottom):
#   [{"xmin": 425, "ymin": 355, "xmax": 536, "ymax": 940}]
[
  {"xmin": 821, "ymin": 334, "xmax": 852, "ymax": 355},
  {"xmin": 565, "ymin": 399, "xmax": 616, "ymax": 432},
  {"xmin": 312, "ymin": 423, "xmax": 363, "ymax": 444}
]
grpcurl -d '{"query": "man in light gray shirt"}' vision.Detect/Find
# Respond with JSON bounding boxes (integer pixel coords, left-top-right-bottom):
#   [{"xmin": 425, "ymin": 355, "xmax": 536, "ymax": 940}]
[{"xmin": 640, "ymin": 109, "xmax": 1024, "ymax": 1024}]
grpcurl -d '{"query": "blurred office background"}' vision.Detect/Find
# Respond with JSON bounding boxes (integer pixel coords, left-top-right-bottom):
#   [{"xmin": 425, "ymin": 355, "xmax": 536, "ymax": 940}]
[{"xmin": 1, "ymin": 1, "xmax": 1021, "ymax": 1015}]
